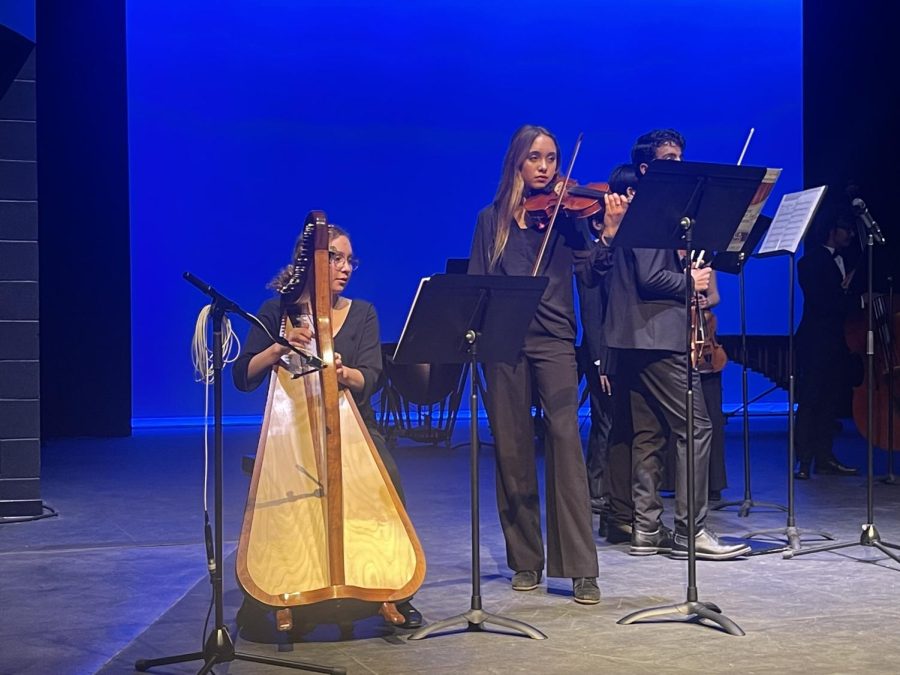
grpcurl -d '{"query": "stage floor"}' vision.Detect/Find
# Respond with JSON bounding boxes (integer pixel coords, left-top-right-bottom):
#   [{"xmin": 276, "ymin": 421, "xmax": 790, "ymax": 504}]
[{"xmin": 2, "ymin": 417, "xmax": 899, "ymax": 674}]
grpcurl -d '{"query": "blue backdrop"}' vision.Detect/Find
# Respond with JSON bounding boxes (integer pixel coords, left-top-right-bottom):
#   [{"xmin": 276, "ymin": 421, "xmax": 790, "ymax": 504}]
[{"xmin": 127, "ymin": 0, "xmax": 802, "ymax": 422}]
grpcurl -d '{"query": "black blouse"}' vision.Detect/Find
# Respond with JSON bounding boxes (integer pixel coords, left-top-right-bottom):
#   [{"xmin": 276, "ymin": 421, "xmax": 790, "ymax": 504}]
[
  {"xmin": 467, "ymin": 203, "xmax": 612, "ymax": 340},
  {"xmin": 232, "ymin": 296, "xmax": 384, "ymax": 427}
]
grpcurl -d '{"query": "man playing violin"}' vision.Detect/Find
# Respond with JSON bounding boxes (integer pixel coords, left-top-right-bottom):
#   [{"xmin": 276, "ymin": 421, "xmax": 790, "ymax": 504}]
[{"xmin": 603, "ymin": 129, "xmax": 750, "ymax": 560}]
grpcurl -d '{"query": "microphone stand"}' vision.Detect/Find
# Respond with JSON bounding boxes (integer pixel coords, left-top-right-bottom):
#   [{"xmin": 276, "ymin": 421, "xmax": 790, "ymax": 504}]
[
  {"xmin": 785, "ymin": 216, "xmax": 900, "ymax": 565},
  {"xmin": 135, "ymin": 273, "xmax": 341, "ymax": 675}
]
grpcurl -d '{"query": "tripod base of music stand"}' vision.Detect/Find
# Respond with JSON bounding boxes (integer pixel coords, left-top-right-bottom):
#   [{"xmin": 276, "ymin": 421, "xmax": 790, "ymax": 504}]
[
  {"xmin": 618, "ymin": 600, "xmax": 744, "ymax": 637},
  {"xmin": 714, "ymin": 498, "xmax": 787, "ymax": 518},
  {"xmin": 408, "ymin": 606, "xmax": 546, "ymax": 641},
  {"xmin": 783, "ymin": 523, "xmax": 900, "ymax": 564},
  {"xmin": 745, "ymin": 524, "xmax": 835, "ymax": 553},
  {"xmin": 135, "ymin": 626, "xmax": 345, "ymax": 675}
]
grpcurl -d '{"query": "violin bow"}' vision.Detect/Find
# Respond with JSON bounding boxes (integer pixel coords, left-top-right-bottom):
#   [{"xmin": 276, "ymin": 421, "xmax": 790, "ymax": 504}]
[
  {"xmin": 736, "ymin": 127, "xmax": 755, "ymax": 166},
  {"xmin": 531, "ymin": 132, "xmax": 584, "ymax": 277}
]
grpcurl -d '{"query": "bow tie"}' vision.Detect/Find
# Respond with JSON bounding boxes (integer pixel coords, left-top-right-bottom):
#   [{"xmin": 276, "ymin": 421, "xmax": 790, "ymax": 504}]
[{"xmin": 831, "ymin": 249, "xmax": 842, "ymax": 259}]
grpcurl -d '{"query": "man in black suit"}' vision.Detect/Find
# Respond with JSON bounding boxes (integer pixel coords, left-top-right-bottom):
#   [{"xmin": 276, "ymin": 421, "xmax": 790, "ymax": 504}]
[
  {"xmin": 794, "ymin": 214, "xmax": 860, "ymax": 479},
  {"xmin": 602, "ymin": 129, "xmax": 750, "ymax": 560}
]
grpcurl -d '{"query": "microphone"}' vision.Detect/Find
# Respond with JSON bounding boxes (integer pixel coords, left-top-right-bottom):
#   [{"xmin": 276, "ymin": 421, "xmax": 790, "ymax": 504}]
[{"xmin": 851, "ymin": 198, "xmax": 885, "ymax": 245}]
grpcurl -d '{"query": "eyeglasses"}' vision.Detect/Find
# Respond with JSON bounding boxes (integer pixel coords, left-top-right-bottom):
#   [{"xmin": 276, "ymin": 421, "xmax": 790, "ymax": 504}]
[{"xmin": 328, "ymin": 250, "xmax": 360, "ymax": 271}]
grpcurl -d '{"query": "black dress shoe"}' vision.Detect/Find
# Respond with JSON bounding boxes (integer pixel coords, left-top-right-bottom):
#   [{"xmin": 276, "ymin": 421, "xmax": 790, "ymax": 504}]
[
  {"xmin": 815, "ymin": 458, "xmax": 858, "ymax": 475},
  {"xmin": 794, "ymin": 462, "xmax": 811, "ymax": 480},
  {"xmin": 395, "ymin": 601, "xmax": 423, "ymax": 629},
  {"xmin": 572, "ymin": 577, "xmax": 601, "ymax": 605},
  {"xmin": 629, "ymin": 525, "xmax": 674, "ymax": 556},
  {"xmin": 511, "ymin": 570, "xmax": 542, "ymax": 591},
  {"xmin": 605, "ymin": 521, "xmax": 632, "ymax": 544},
  {"xmin": 671, "ymin": 529, "xmax": 751, "ymax": 560}
]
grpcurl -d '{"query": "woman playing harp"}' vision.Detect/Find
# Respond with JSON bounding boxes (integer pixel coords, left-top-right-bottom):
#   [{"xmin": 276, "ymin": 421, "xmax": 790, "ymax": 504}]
[{"xmin": 233, "ymin": 220, "xmax": 424, "ymax": 630}]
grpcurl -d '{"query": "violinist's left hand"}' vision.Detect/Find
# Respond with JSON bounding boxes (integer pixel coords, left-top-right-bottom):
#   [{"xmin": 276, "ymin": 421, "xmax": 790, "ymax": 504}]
[{"xmin": 597, "ymin": 192, "xmax": 629, "ymax": 243}]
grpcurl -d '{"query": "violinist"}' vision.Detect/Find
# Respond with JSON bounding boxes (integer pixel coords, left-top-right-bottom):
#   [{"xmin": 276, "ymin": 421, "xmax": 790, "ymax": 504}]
[
  {"xmin": 603, "ymin": 129, "xmax": 750, "ymax": 560},
  {"xmin": 589, "ymin": 163, "xmax": 638, "ymax": 545},
  {"xmin": 467, "ymin": 124, "xmax": 627, "ymax": 604},
  {"xmin": 794, "ymin": 211, "xmax": 861, "ymax": 479},
  {"xmin": 232, "ymin": 225, "xmax": 423, "ymax": 629}
]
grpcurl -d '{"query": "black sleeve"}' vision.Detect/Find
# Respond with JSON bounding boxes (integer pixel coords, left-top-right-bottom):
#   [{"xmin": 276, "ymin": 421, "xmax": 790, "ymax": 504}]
[
  {"xmin": 574, "ymin": 240, "xmax": 614, "ymax": 287},
  {"xmin": 577, "ymin": 278, "xmax": 603, "ymax": 363},
  {"xmin": 351, "ymin": 303, "xmax": 384, "ymax": 404},
  {"xmin": 633, "ymin": 248, "xmax": 685, "ymax": 299},
  {"xmin": 232, "ymin": 298, "xmax": 282, "ymax": 392},
  {"xmin": 467, "ymin": 206, "xmax": 495, "ymax": 274}
]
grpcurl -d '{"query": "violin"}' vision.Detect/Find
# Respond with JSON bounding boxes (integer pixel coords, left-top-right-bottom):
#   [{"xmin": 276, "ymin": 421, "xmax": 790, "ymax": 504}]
[
  {"xmin": 692, "ymin": 305, "xmax": 729, "ymax": 373},
  {"xmin": 524, "ymin": 177, "xmax": 614, "ymax": 227},
  {"xmin": 689, "ymin": 252, "xmax": 728, "ymax": 373}
]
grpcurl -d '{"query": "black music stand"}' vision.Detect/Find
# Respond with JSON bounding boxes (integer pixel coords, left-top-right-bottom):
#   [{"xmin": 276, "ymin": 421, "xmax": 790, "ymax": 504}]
[
  {"xmin": 135, "ymin": 273, "xmax": 339, "ymax": 675},
  {"xmin": 398, "ymin": 274, "xmax": 549, "ymax": 641},
  {"xmin": 711, "ymin": 215, "xmax": 788, "ymax": 518},
  {"xmin": 613, "ymin": 160, "xmax": 773, "ymax": 637},
  {"xmin": 784, "ymin": 198, "xmax": 900, "ymax": 565},
  {"xmin": 445, "ymin": 257, "xmax": 494, "ymax": 450},
  {"xmin": 743, "ymin": 187, "xmax": 835, "ymax": 553}
]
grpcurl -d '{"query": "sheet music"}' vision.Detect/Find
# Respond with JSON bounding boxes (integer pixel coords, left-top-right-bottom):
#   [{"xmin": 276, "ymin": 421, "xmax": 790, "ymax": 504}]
[
  {"xmin": 726, "ymin": 167, "xmax": 782, "ymax": 252},
  {"xmin": 393, "ymin": 276, "xmax": 431, "ymax": 362},
  {"xmin": 757, "ymin": 185, "xmax": 828, "ymax": 256}
]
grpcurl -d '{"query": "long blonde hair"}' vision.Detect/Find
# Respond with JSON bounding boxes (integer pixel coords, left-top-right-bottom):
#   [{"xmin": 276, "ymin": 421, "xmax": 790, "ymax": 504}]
[{"xmin": 489, "ymin": 125, "xmax": 560, "ymax": 270}]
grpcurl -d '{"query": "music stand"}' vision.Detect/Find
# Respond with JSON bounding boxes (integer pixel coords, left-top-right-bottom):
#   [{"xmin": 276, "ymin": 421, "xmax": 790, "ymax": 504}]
[
  {"xmin": 444, "ymin": 257, "xmax": 494, "ymax": 450},
  {"xmin": 712, "ymin": 214, "xmax": 788, "ymax": 518},
  {"xmin": 397, "ymin": 274, "xmax": 549, "ymax": 641},
  {"xmin": 613, "ymin": 160, "xmax": 777, "ymax": 637},
  {"xmin": 743, "ymin": 187, "xmax": 836, "ymax": 553}
]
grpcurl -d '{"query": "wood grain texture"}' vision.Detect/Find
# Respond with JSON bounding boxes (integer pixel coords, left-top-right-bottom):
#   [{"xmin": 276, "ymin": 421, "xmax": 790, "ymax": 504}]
[{"xmin": 237, "ymin": 372, "xmax": 425, "ymax": 607}]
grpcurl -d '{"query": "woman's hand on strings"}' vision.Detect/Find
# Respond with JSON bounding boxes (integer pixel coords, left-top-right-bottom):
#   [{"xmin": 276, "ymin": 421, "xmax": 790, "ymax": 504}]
[{"xmin": 598, "ymin": 192, "xmax": 629, "ymax": 243}]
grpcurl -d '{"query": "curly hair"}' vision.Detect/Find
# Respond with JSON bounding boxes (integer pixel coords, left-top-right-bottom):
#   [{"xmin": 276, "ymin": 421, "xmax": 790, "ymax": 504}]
[{"xmin": 267, "ymin": 224, "xmax": 350, "ymax": 291}]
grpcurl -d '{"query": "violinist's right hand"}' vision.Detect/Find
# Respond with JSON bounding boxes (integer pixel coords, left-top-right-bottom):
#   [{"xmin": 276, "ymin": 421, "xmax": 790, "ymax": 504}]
[{"xmin": 691, "ymin": 266, "xmax": 712, "ymax": 293}]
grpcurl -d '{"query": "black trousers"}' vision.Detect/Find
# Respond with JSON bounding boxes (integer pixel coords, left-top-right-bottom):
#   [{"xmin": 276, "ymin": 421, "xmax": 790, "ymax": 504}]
[
  {"xmin": 615, "ymin": 349, "xmax": 711, "ymax": 534},
  {"xmin": 576, "ymin": 347, "xmax": 614, "ymax": 506},
  {"xmin": 606, "ymin": 381, "xmax": 635, "ymax": 526},
  {"xmin": 796, "ymin": 340, "xmax": 846, "ymax": 466},
  {"xmin": 484, "ymin": 333, "xmax": 598, "ymax": 579},
  {"xmin": 660, "ymin": 371, "xmax": 726, "ymax": 493}
]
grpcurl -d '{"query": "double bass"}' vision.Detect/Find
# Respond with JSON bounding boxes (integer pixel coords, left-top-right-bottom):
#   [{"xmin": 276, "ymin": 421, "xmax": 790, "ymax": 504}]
[
  {"xmin": 237, "ymin": 211, "xmax": 426, "ymax": 627},
  {"xmin": 845, "ymin": 290, "xmax": 900, "ymax": 452}
]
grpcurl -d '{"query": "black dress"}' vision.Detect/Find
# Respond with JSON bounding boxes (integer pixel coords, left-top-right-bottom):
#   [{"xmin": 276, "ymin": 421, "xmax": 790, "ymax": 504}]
[{"xmin": 232, "ymin": 296, "xmax": 404, "ymax": 501}]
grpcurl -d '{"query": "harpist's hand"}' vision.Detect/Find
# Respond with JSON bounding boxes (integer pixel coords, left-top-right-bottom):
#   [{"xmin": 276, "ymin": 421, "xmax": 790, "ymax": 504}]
[
  {"xmin": 333, "ymin": 352, "xmax": 346, "ymax": 384},
  {"xmin": 282, "ymin": 325, "xmax": 314, "ymax": 355}
]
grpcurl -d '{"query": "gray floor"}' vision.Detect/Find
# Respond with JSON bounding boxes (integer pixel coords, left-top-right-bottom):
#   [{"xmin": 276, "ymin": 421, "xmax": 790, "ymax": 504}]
[{"xmin": 2, "ymin": 417, "xmax": 900, "ymax": 674}]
